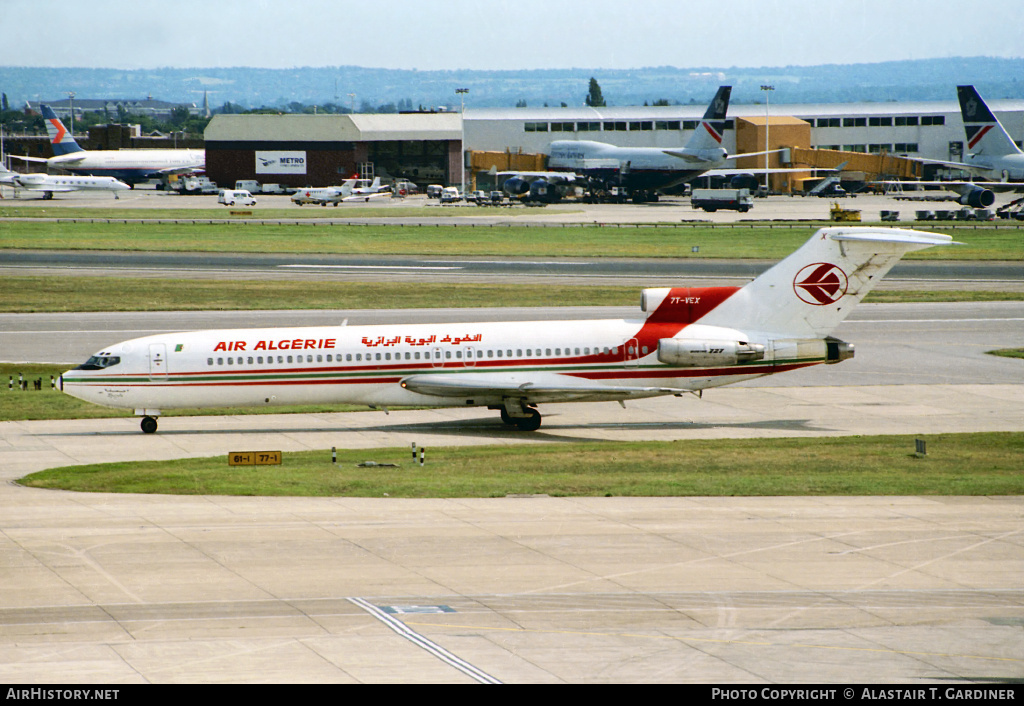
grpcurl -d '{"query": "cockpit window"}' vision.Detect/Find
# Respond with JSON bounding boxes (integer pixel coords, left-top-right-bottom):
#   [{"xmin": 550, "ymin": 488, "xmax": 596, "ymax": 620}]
[{"xmin": 76, "ymin": 355, "xmax": 121, "ymax": 370}]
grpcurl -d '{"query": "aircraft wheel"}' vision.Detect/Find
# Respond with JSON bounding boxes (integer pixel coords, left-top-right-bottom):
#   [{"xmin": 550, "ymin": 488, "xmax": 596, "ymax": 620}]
[
  {"xmin": 499, "ymin": 408, "xmax": 515, "ymax": 425},
  {"xmin": 140, "ymin": 416, "xmax": 158, "ymax": 434},
  {"xmin": 514, "ymin": 409, "xmax": 542, "ymax": 432}
]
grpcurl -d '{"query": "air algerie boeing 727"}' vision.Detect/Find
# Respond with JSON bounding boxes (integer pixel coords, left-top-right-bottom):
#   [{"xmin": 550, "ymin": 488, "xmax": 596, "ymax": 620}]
[{"xmin": 61, "ymin": 227, "xmax": 954, "ymax": 434}]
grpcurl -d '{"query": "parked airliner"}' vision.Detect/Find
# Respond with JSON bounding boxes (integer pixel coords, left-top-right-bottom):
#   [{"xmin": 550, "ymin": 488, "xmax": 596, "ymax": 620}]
[
  {"xmin": 11, "ymin": 105, "xmax": 204, "ymax": 185},
  {"xmin": 61, "ymin": 227, "xmax": 953, "ymax": 434},
  {"xmin": 884, "ymin": 86, "xmax": 1024, "ymax": 208},
  {"xmin": 502, "ymin": 86, "xmax": 800, "ymax": 203}
]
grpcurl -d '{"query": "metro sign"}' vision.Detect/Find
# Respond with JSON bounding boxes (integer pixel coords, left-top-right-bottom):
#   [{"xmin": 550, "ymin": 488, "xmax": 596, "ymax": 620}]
[{"xmin": 793, "ymin": 263, "xmax": 848, "ymax": 305}]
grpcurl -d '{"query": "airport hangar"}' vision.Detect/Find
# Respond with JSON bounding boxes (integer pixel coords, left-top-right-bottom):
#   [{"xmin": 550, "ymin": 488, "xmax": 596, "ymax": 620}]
[
  {"xmin": 203, "ymin": 112, "xmax": 464, "ymax": 191},
  {"xmin": 201, "ymin": 97, "xmax": 1024, "ymax": 193}
]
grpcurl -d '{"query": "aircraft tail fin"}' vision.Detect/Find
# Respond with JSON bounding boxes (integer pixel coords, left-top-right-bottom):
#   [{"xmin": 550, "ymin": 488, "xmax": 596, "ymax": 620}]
[
  {"xmin": 683, "ymin": 86, "xmax": 732, "ymax": 152},
  {"xmin": 694, "ymin": 227, "xmax": 955, "ymax": 338},
  {"xmin": 40, "ymin": 105, "xmax": 84, "ymax": 156},
  {"xmin": 957, "ymin": 85, "xmax": 1022, "ymax": 158}
]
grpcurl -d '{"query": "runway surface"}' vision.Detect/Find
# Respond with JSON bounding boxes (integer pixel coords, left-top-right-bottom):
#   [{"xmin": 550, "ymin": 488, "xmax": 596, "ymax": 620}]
[{"xmin": 2, "ymin": 199, "xmax": 1022, "ymax": 683}]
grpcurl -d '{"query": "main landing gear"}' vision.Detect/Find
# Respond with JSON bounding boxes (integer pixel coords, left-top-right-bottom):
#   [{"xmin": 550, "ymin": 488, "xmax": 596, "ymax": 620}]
[
  {"xmin": 497, "ymin": 403, "xmax": 542, "ymax": 431},
  {"xmin": 140, "ymin": 416, "xmax": 158, "ymax": 434}
]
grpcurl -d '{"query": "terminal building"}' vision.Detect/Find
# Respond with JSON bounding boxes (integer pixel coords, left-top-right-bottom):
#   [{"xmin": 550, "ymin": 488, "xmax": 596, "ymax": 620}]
[{"xmin": 462, "ymin": 97, "xmax": 1024, "ymax": 192}]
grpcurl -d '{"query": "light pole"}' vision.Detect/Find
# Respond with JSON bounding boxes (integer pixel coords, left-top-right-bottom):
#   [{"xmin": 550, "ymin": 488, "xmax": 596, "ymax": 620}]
[
  {"xmin": 67, "ymin": 91, "xmax": 76, "ymax": 139},
  {"xmin": 760, "ymin": 85, "xmax": 774, "ymax": 193},
  {"xmin": 456, "ymin": 88, "xmax": 469, "ymax": 194}
]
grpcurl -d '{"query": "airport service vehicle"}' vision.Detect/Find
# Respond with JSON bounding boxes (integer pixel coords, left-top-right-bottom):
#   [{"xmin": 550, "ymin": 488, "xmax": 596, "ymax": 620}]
[
  {"xmin": 178, "ymin": 176, "xmax": 218, "ymax": 195},
  {"xmin": 60, "ymin": 226, "xmax": 953, "ymax": 434},
  {"xmin": 11, "ymin": 105, "xmax": 204, "ymax": 186},
  {"xmin": 439, "ymin": 186, "xmax": 461, "ymax": 203},
  {"xmin": 691, "ymin": 188, "xmax": 753, "ymax": 212},
  {"xmin": 218, "ymin": 189, "xmax": 257, "ymax": 206}
]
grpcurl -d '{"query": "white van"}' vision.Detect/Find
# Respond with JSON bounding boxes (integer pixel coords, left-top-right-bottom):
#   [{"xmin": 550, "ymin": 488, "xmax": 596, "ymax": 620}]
[
  {"xmin": 439, "ymin": 186, "xmax": 461, "ymax": 203},
  {"xmin": 218, "ymin": 189, "xmax": 257, "ymax": 206}
]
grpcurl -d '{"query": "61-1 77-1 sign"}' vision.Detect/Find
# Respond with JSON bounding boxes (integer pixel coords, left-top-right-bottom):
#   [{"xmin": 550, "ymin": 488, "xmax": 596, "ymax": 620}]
[{"xmin": 228, "ymin": 451, "xmax": 282, "ymax": 466}]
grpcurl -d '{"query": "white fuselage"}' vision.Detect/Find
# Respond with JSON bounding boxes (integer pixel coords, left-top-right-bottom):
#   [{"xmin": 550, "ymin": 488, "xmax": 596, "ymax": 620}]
[
  {"xmin": 11, "ymin": 173, "xmax": 131, "ymax": 194},
  {"xmin": 48, "ymin": 149, "xmax": 205, "ymax": 184},
  {"xmin": 547, "ymin": 140, "xmax": 729, "ymax": 190},
  {"xmin": 60, "ymin": 316, "xmax": 811, "ymax": 414},
  {"xmin": 962, "ymin": 152, "xmax": 1024, "ymax": 181}
]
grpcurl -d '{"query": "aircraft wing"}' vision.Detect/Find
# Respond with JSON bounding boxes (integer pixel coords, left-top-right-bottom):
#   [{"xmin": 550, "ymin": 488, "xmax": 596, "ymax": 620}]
[
  {"xmin": 19, "ymin": 184, "xmax": 77, "ymax": 192},
  {"xmin": 341, "ymin": 191, "xmax": 391, "ymax": 203},
  {"xmin": 153, "ymin": 165, "xmax": 205, "ymax": 176},
  {"xmin": 8, "ymin": 155, "xmax": 52, "ymax": 164},
  {"xmin": 496, "ymin": 171, "xmax": 580, "ymax": 183},
  {"xmin": 702, "ymin": 167, "xmax": 817, "ymax": 177},
  {"xmin": 400, "ymin": 371, "xmax": 682, "ymax": 403}
]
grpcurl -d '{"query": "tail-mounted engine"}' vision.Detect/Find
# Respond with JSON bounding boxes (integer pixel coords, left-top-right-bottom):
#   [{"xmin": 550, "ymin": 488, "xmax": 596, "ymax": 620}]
[{"xmin": 657, "ymin": 338, "xmax": 766, "ymax": 367}]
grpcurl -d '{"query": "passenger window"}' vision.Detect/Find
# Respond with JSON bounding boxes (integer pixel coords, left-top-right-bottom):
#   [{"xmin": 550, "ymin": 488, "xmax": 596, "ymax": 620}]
[
  {"xmin": 218, "ymin": 358, "xmax": 224, "ymax": 365},
  {"xmin": 208, "ymin": 358, "xmax": 213, "ymax": 366}
]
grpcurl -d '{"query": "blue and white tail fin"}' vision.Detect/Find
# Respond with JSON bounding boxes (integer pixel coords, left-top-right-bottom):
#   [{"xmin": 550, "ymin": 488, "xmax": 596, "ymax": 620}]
[
  {"xmin": 683, "ymin": 86, "xmax": 731, "ymax": 152},
  {"xmin": 40, "ymin": 105, "xmax": 84, "ymax": 156},
  {"xmin": 696, "ymin": 227, "xmax": 955, "ymax": 338},
  {"xmin": 957, "ymin": 86, "xmax": 1022, "ymax": 158}
]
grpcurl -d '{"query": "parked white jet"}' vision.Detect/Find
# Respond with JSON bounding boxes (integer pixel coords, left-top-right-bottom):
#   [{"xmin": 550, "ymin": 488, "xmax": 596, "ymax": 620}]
[
  {"xmin": 291, "ymin": 179, "xmax": 357, "ymax": 206},
  {"xmin": 61, "ymin": 226, "xmax": 954, "ymax": 434},
  {"xmin": 341, "ymin": 177, "xmax": 392, "ymax": 202},
  {"xmin": 11, "ymin": 105, "xmax": 204, "ymax": 186},
  {"xmin": 0, "ymin": 165, "xmax": 130, "ymax": 199}
]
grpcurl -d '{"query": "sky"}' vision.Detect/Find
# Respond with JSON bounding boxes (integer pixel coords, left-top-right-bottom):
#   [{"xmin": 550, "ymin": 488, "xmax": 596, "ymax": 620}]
[{"xmin": 4, "ymin": 0, "xmax": 1023, "ymax": 71}]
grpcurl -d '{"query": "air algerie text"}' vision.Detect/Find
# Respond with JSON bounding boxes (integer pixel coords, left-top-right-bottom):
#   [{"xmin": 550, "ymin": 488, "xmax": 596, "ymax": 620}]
[{"xmin": 213, "ymin": 339, "xmax": 336, "ymax": 352}]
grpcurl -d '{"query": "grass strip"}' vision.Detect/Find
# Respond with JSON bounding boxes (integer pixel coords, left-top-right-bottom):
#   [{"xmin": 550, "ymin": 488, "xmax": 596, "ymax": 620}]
[
  {"xmin": 17, "ymin": 432, "xmax": 1024, "ymax": 497},
  {"xmin": 2, "ymin": 220, "xmax": 1021, "ymax": 260},
  {"xmin": 1, "ymin": 275, "xmax": 1020, "ymax": 314}
]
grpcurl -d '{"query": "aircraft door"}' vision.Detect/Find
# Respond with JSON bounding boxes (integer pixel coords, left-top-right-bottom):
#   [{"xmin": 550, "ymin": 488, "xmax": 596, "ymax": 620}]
[
  {"xmin": 624, "ymin": 338, "xmax": 641, "ymax": 367},
  {"xmin": 464, "ymin": 346, "xmax": 476, "ymax": 368},
  {"xmin": 431, "ymin": 347, "xmax": 444, "ymax": 369},
  {"xmin": 149, "ymin": 343, "xmax": 168, "ymax": 380}
]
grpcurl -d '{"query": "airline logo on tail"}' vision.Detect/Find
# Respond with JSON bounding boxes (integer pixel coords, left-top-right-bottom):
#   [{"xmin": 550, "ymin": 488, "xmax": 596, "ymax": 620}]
[
  {"xmin": 793, "ymin": 263, "xmax": 848, "ymax": 306},
  {"xmin": 40, "ymin": 105, "xmax": 84, "ymax": 155},
  {"xmin": 46, "ymin": 116, "xmax": 68, "ymax": 145}
]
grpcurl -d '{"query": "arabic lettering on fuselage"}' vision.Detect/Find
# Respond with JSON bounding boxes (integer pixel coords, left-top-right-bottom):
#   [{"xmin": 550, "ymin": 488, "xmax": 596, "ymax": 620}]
[
  {"xmin": 360, "ymin": 333, "xmax": 483, "ymax": 348},
  {"xmin": 211, "ymin": 333, "xmax": 483, "ymax": 352}
]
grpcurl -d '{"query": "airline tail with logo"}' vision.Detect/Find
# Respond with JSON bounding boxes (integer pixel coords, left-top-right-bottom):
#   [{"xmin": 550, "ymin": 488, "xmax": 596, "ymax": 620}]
[
  {"xmin": 694, "ymin": 227, "xmax": 955, "ymax": 339},
  {"xmin": 682, "ymin": 85, "xmax": 732, "ymax": 152},
  {"xmin": 957, "ymin": 86, "xmax": 1022, "ymax": 160},
  {"xmin": 40, "ymin": 105, "xmax": 86, "ymax": 156}
]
